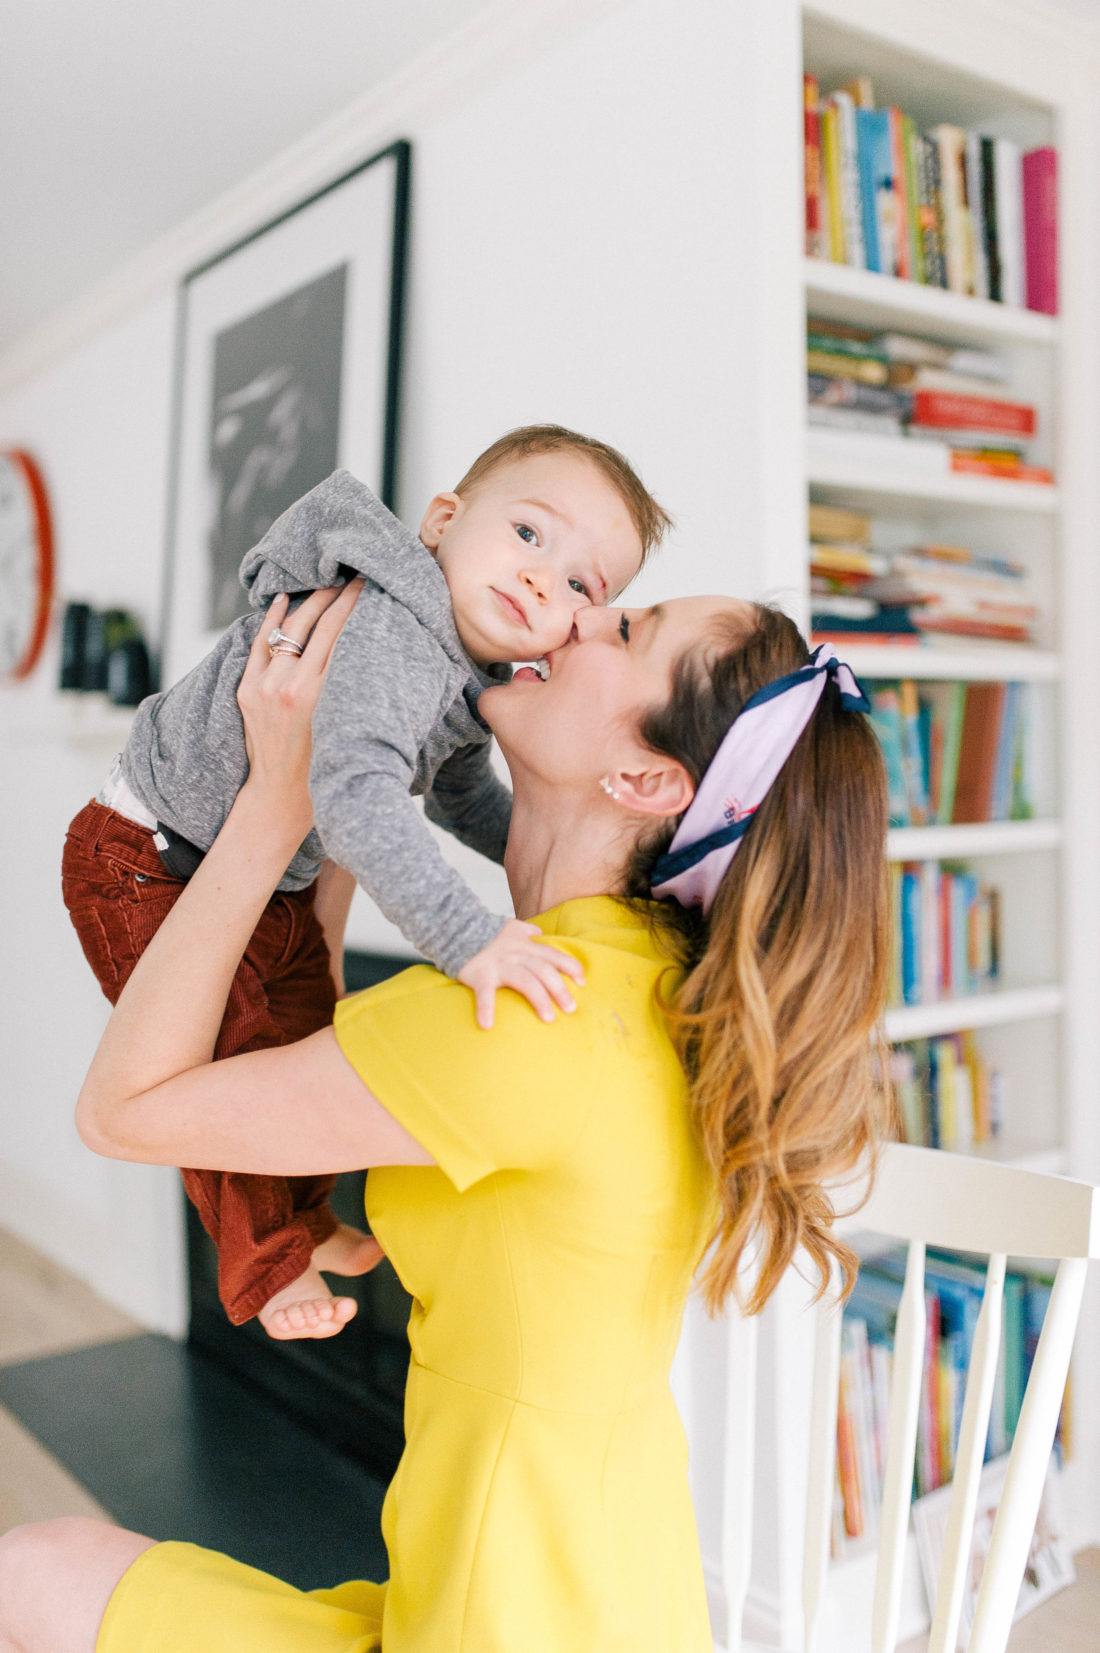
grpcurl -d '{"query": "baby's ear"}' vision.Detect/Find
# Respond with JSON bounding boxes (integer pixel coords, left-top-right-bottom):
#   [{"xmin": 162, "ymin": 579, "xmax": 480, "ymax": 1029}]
[{"xmin": 419, "ymin": 491, "xmax": 463, "ymax": 550}]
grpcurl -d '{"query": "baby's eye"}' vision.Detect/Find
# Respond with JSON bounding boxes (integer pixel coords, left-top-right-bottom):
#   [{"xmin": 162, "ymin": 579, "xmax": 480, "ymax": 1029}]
[
  {"xmin": 619, "ymin": 612, "xmax": 631, "ymax": 642},
  {"xmin": 514, "ymin": 523, "xmax": 538, "ymax": 545},
  {"xmin": 569, "ymin": 577, "xmax": 591, "ymax": 597}
]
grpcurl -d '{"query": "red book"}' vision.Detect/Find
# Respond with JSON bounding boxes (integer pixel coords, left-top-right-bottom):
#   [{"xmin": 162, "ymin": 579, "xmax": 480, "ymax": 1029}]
[
  {"xmin": 952, "ymin": 683, "xmax": 1007, "ymax": 824},
  {"xmin": 910, "ymin": 390, "xmax": 1036, "ymax": 435},
  {"xmin": 949, "ymin": 452, "xmax": 1054, "ymax": 484},
  {"xmin": 1022, "ymin": 146, "xmax": 1058, "ymax": 315},
  {"xmin": 811, "ymin": 631, "xmax": 920, "ymax": 647},
  {"xmin": 804, "ymin": 75, "xmax": 823, "ymax": 258}
]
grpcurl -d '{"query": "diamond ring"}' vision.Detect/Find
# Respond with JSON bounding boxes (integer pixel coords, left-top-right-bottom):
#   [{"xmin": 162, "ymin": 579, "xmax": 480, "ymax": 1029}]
[{"xmin": 267, "ymin": 628, "xmax": 304, "ymax": 657}]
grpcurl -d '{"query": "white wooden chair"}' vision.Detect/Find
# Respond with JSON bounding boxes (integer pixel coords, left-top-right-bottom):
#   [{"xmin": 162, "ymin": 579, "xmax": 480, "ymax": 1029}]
[{"xmin": 722, "ymin": 1143, "xmax": 1100, "ymax": 1653}]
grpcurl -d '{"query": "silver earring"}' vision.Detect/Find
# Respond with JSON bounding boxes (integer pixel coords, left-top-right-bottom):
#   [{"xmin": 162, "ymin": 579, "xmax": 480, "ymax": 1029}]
[{"xmin": 599, "ymin": 775, "xmax": 621, "ymax": 801}]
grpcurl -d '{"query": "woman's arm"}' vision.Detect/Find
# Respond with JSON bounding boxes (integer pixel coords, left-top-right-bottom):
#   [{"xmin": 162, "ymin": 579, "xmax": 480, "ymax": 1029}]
[{"xmin": 75, "ymin": 586, "xmax": 434, "ymax": 1177}]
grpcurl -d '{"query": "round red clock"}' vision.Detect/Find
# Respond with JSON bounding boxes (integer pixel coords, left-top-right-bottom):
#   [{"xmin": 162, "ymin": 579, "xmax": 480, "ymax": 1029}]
[{"xmin": 0, "ymin": 450, "xmax": 54, "ymax": 681}]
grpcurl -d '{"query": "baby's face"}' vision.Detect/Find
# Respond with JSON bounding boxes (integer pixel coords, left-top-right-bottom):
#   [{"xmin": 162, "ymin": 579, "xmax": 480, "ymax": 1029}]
[{"xmin": 419, "ymin": 451, "xmax": 644, "ymax": 668}]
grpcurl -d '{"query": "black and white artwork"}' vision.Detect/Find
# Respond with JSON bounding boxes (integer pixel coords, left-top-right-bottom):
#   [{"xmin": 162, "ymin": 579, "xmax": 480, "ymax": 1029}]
[
  {"xmin": 164, "ymin": 141, "xmax": 409, "ymax": 679},
  {"xmin": 206, "ymin": 266, "xmax": 347, "ymax": 627}
]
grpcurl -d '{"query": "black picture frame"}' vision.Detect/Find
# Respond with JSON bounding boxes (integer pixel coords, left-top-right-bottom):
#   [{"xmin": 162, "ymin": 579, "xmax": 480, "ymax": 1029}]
[{"xmin": 160, "ymin": 139, "xmax": 411, "ymax": 682}]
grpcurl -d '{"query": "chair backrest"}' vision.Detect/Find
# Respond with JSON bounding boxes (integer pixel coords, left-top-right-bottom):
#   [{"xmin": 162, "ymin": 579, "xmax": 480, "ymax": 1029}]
[{"xmin": 721, "ymin": 1143, "xmax": 1100, "ymax": 1653}]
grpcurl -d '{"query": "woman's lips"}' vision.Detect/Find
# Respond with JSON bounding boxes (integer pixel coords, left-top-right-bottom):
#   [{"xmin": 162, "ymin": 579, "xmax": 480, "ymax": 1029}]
[{"xmin": 492, "ymin": 588, "xmax": 529, "ymax": 628}]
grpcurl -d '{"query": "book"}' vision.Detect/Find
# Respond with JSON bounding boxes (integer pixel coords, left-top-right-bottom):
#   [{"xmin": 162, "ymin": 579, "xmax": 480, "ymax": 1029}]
[
  {"xmin": 930, "ymin": 124, "xmax": 971, "ymax": 294},
  {"xmin": 980, "ymin": 135, "xmax": 1001, "ymax": 303},
  {"xmin": 821, "ymin": 103, "xmax": 844, "ymax": 262},
  {"xmin": 804, "ymin": 75, "xmax": 824, "ymax": 259},
  {"xmin": 808, "ymin": 501, "xmax": 871, "ymax": 543},
  {"xmin": 949, "ymin": 452, "xmax": 1054, "ymax": 483},
  {"xmin": 888, "ymin": 107, "xmax": 911, "ymax": 280},
  {"xmin": 917, "ymin": 131, "xmax": 948, "ymax": 288},
  {"xmin": 806, "ymin": 348, "xmax": 890, "ymax": 385},
  {"xmin": 807, "ymin": 407, "xmax": 904, "ymax": 436},
  {"xmin": 806, "ymin": 329, "xmax": 888, "ymax": 360},
  {"xmin": 1022, "ymin": 146, "xmax": 1059, "ymax": 314},
  {"xmin": 809, "ymin": 542, "xmax": 887, "ymax": 575},
  {"xmin": 965, "ymin": 131, "xmax": 989, "ymax": 300},
  {"xmin": 952, "ymin": 682, "xmax": 1007, "ymax": 823},
  {"xmin": 855, "ymin": 107, "xmax": 893, "ymax": 274},
  {"xmin": 807, "ymin": 374, "xmax": 911, "ymax": 416},
  {"xmin": 886, "ymin": 363, "xmax": 1011, "ymax": 396},
  {"xmin": 909, "ymin": 390, "xmax": 1036, "ymax": 436},
  {"xmin": 908, "ymin": 426, "xmax": 1028, "ymax": 455},
  {"xmin": 830, "ymin": 91, "xmax": 867, "ymax": 269},
  {"xmin": 995, "ymin": 137, "xmax": 1026, "ymax": 307}
]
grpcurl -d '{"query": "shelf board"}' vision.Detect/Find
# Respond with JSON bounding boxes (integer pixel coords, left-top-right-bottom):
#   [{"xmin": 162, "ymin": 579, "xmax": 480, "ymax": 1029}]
[
  {"xmin": 884, "ymin": 982, "xmax": 1064, "ymax": 1041},
  {"xmin": 807, "ymin": 445, "xmax": 1060, "ymax": 516},
  {"xmin": 804, "ymin": 258, "xmax": 1060, "ymax": 348},
  {"xmin": 886, "ymin": 819, "xmax": 1062, "ymax": 859},
  {"xmin": 836, "ymin": 643, "xmax": 1059, "ymax": 681}
]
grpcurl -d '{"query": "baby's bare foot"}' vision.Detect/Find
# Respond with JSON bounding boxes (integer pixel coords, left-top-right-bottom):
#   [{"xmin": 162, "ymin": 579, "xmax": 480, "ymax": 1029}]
[
  {"xmin": 313, "ymin": 1222, "xmax": 385, "ymax": 1278},
  {"xmin": 258, "ymin": 1264, "xmax": 357, "ymax": 1341}
]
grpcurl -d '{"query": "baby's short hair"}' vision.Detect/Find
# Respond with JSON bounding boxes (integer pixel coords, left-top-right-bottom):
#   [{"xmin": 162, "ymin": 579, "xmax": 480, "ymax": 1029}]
[{"xmin": 454, "ymin": 424, "xmax": 672, "ymax": 566}]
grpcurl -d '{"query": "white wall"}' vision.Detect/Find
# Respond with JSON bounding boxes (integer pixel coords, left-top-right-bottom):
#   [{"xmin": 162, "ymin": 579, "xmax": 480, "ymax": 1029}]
[
  {"xmin": 0, "ymin": 294, "xmax": 189, "ymax": 1332},
  {"xmin": 0, "ymin": 0, "xmax": 774, "ymax": 1331}
]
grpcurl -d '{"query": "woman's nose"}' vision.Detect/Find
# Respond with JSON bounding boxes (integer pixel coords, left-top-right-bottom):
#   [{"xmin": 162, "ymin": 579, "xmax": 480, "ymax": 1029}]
[{"xmin": 573, "ymin": 605, "xmax": 620, "ymax": 640}]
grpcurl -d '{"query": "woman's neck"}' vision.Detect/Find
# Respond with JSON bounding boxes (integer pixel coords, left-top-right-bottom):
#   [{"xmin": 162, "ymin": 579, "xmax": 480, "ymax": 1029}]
[{"xmin": 503, "ymin": 784, "xmax": 636, "ymax": 920}]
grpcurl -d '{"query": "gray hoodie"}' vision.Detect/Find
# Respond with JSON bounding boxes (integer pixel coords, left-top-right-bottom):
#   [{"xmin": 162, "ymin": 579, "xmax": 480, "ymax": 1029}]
[{"xmin": 121, "ymin": 471, "xmax": 512, "ymax": 975}]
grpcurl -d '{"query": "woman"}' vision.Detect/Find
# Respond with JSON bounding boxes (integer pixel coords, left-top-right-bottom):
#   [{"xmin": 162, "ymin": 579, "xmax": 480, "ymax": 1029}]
[{"xmin": 0, "ymin": 581, "xmax": 891, "ymax": 1652}]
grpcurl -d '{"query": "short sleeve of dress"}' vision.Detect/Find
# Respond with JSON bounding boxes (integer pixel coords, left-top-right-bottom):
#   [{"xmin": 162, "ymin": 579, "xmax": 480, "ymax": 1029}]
[{"xmin": 333, "ymin": 957, "xmax": 598, "ymax": 1193}]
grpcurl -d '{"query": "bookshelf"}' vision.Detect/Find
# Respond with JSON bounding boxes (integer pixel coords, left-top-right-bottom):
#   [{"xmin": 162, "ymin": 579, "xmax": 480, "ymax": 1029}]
[{"xmin": 691, "ymin": 5, "xmax": 1100, "ymax": 1650}]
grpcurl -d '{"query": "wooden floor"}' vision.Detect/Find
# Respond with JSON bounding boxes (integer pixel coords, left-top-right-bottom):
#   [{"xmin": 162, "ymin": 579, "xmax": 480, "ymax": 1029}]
[{"xmin": 0, "ymin": 1225, "xmax": 1096, "ymax": 1647}]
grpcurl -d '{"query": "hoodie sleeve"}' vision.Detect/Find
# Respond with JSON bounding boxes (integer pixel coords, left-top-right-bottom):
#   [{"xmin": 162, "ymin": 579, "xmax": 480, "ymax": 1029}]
[
  {"xmin": 239, "ymin": 470, "xmax": 414, "ymax": 603},
  {"xmin": 423, "ymin": 743, "xmax": 512, "ymax": 866},
  {"xmin": 309, "ymin": 588, "xmax": 508, "ymax": 977}
]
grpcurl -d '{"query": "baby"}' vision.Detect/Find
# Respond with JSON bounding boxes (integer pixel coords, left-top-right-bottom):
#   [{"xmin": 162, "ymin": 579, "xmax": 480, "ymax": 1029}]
[{"xmin": 62, "ymin": 423, "xmax": 669, "ymax": 1339}]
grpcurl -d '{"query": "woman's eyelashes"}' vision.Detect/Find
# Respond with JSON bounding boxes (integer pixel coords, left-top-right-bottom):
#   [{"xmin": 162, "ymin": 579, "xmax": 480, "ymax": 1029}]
[{"xmin": 618, "ymin": 612, "xmax": 631, "ymax": 643}]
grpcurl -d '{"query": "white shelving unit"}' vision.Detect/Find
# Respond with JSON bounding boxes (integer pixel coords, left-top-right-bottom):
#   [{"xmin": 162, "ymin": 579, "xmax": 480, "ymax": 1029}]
[{"xmin": 693, "ymin": 6, "xmax": 1100, "ymax": 1652}]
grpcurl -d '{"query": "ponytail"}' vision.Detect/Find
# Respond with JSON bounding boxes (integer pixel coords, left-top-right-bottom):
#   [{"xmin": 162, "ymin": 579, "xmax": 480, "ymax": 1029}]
[{"xmin": 625, "ymin": 606, "xmax": 896, "ymax": 1314}]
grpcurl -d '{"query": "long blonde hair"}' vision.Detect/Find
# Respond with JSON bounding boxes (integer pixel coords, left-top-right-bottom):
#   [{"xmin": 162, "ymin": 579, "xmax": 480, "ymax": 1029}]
[{"xmin": 626, "ymin": 605, "xmax": 896, "ymax": 1314}]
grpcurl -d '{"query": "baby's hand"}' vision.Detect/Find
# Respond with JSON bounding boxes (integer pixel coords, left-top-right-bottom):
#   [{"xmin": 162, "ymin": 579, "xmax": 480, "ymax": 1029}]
[{"xmin": 457, "ymin": 919, "xmax": 585, "ymax": 1030}]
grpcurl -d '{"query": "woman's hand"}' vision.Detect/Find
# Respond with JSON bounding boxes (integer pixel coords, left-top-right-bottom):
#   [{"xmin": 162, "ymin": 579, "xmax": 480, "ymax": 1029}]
[{"xmin": 236, "ymin": 582, "xmax": 363, "ymax": 844}]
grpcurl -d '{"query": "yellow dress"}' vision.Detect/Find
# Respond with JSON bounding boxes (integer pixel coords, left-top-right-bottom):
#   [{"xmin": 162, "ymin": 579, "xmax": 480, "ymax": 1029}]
[{"xmin": 97, "ymin": 897, "xmax": 717, "ymax": 1652}]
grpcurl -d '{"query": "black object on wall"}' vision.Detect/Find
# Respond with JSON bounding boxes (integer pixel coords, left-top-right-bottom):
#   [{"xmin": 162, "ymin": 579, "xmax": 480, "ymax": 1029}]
[{"xmin": 186, "ymin": 950, "xmax": 416, "ymax": 1482}]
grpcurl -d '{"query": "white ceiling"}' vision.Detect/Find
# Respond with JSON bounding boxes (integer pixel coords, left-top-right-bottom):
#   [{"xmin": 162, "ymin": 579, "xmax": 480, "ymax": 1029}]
[
  {"xmin": 0, "ymin": 0, "xmax": 483, "ymax": 354},
  {"xmin": 3, "ymin": 0, "xmax": 1099, "ymax": 364}
]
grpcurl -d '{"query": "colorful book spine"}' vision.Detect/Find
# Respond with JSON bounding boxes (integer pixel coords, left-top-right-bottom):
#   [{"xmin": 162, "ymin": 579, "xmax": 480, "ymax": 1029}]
[
  {"xmin": 909, "ymin": 390, "xmax": 1036, "ymax": 435},
  {"xmin": 1022, "ymin": 146, "xmax": 1059, "ymax": 314},
  {"xmin": 802, "ymin": 79, "xmax": 1057, "ymax": 313},
  {"xmin": 804, "ymin": 74, "xmax": 824, "ymax": 259}
]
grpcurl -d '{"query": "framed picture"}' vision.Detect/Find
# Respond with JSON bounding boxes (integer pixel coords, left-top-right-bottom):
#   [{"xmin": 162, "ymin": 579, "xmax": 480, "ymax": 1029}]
[
  {"xmin": 912, "ymin": 1450, "xmax": 1075, "ymax": 1648},
  {"xmin": 161, "ymin": 139, "xmax": 410, "ymax": 680}
]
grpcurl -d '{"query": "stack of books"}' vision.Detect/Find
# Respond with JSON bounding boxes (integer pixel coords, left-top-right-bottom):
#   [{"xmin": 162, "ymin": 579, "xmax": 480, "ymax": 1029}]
[
  {"xmin": 888, "ymin": 860, "xmax": 1000, "ymax": 1007},
  {"xmin": 807, "ymin": 321, "xmax": 1054, "ymax": 487},
  {"xmin": 834, "ymin": 1247, "xmax": 1065, "ymax": 1554},
  {"xmin": 868, "ymin": 679, "xmax": 1034, "ymax": 826},
  {"xmin": 804, "ymin": 73, "xmax": 1058, "ymax": 313},
  {"xmin": 890, "ymin": 1034, "xmax": 1002, "ymax": 1151}
]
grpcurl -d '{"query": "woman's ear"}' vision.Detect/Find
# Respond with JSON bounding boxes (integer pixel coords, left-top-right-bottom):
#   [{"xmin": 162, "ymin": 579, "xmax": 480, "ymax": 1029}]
[
  {"xmin": 419, "ymin": 491, "xmax": 463, "ymax": 550},
  {"xmin": 610, "ymin": 758, "xmax": 694, "ymax": 820}
]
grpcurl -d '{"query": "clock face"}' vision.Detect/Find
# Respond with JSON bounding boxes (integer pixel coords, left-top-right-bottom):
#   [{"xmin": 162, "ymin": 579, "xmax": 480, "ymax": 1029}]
[{"xmin": 0, "ymin": 451, "xmax": 53, "ymax": 680}]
